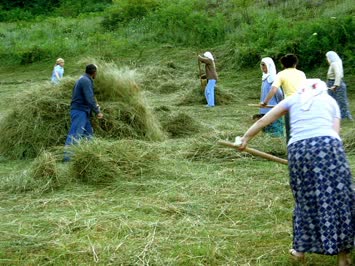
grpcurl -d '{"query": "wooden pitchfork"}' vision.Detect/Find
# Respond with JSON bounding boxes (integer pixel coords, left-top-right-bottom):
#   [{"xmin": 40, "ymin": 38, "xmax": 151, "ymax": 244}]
[{"xmin": 198, "ymin": 59, "xmax": 204, "ymax": 91}]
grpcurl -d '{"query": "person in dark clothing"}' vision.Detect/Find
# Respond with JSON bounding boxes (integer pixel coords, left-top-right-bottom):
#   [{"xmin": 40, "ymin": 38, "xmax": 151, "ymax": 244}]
[{"xmin": 64, "ymin": 64, "xmax": 103, "ymax": 161}]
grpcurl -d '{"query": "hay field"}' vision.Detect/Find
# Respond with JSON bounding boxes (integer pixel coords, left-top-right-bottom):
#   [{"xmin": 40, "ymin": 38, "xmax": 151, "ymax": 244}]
[{"xmin": 0, "ymin": 52, "xmax": 355, "ymax": 265}]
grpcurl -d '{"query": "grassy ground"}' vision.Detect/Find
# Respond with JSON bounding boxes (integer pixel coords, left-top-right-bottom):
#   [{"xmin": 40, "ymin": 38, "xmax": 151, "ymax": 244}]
[{"xmin": 0, "ymin": 50, "xmax": 354, "ymax": 265}]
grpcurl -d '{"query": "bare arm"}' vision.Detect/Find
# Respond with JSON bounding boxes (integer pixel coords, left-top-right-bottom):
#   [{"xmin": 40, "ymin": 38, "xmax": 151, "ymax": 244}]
[
  {"xmin": 261, "ymin": 85, "xmax": 279, "ymax": 105},
  {"xmin": 55, "ymin": 71, "xmax": 61, "ymax": 80},
  {"xmin": 239, "ymin": 103, "xmax": 287, "ymax": 149},
  {"xmin": 333, "ymin": 117, "xmax": 340, "ymax": 134},
  {"xmin": 331, "ymin": 63, "xmax": 342, "ymax": 90},
  {"xmin": 198, "ymin": 55, "xmax": 210, "ymax": 64}
]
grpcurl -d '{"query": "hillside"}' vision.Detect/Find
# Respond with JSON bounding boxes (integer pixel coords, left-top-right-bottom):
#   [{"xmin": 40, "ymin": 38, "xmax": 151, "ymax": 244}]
[{"xmin": 0, "ymin": 1, "xmax": 354, "ymax": 265}]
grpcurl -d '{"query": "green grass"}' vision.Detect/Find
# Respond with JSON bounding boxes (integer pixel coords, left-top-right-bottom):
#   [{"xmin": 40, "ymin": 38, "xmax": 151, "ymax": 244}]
[{"xmin": 0, "ymin": 52, "xmax": 354, "ymax": 265}]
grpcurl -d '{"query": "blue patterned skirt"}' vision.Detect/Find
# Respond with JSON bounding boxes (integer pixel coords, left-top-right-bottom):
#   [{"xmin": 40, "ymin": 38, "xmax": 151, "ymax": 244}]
[
  {"xmin": 288, "ymin": 136, "xmax": 355, "ymax": 255},
  {"xmin": 327, "ymin": 80, "xmax": 353, "ymax": 120}
]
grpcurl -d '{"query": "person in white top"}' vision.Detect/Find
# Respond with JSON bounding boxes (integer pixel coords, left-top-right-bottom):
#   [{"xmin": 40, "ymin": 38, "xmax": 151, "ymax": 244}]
[
  {"xmin": 51, "ymin": 58, "xmax": 65, "ymax": 84},
  {"xmin": 239, "ymin": 79, "xmax": 354, "ymax": 266},
  {"xmin": 326, "ymin": 51, "xmax": 352, "ymax": 120}
]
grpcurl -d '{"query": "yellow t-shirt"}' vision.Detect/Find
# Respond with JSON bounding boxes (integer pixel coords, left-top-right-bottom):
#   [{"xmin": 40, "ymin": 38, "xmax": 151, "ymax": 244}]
[{"xmin": 272, "ymin": 68, "xmax": 306, "ymax": 97}]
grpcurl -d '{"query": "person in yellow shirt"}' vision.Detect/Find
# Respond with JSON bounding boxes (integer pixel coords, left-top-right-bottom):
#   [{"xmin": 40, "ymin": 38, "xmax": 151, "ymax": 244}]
[{"xmin": 261, "ymin": 54, "xmax": 306, "ymax": 142}]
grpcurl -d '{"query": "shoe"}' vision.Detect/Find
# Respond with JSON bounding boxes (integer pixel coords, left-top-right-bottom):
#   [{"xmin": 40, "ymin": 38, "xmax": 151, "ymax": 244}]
[{"xmin": 289, "ymin": 249, "xmax": 305, "ymax": 262}]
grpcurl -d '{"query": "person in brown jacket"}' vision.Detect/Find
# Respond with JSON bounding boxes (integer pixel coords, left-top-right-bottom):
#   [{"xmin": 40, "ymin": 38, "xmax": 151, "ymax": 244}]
[{"xmin": 198, "ymin": 51, "xmax": 218, "ymax": 107}]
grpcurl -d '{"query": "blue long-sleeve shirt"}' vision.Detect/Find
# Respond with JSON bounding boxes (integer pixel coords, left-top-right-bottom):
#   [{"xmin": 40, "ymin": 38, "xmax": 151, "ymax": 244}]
[{"xmin": 70, "ymin": 74, "xmax": 100, "ymax": 114}]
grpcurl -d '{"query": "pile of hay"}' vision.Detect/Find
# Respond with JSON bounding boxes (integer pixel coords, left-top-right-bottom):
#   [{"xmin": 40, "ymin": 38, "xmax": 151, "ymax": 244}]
[
  {"xmin": 69, "ymin": 138, "xmax": 159, "ymax": 185},
  {"xmin": 177, "ymin": 84, "xmax": 235, "ymax": 106},
  {"xmin": 141, "ymin": 65, "xmax": 196, "ymax": 94},
  {"xmin": 0, "ymin": 61, "xmax": 165, "ymax": 159},
  {"xmin": 161, "ymin": 112, "xmax": 203, "ymax": 138},
  {"xmin": 0, "ymin": 79, "xmax": 73, "ymax": 159},
  {"xmin": 27, "ymin": 151, "xmax": 61, "ymax": 192},
  {"xmin": 183, "ymin": 131, "xmax": 287, "ymax": 163},
  {"xmin": 141, "ymin": 65, "xmax": 177, "ymax": 92},
  {"xmin": 184, "ymin": 132, "xmax": 245, "ymax": 162},
  {"xmin": 0, "ymin": 151, "xmax": 64, "ymax": 193}
]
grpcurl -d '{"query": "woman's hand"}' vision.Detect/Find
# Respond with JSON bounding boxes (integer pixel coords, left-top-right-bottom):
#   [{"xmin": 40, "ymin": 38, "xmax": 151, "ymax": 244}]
[
  {"xmin": 235, "ymin": 136, "xmax": 248, "ymax": 151},
  {"xmin": 330, "ymin": 85, "xmax": 338, "ymax": 91}
]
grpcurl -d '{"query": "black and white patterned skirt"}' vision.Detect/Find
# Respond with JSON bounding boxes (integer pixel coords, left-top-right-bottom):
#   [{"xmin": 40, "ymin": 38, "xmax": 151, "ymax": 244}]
[{"xmin": 288, "ymin": 136, "xmax": 355, "ymax": 255}]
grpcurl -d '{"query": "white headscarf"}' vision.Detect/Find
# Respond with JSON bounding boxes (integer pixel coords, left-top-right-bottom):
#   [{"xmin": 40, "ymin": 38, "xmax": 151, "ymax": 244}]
[
  {"xmin": 203, "ymin": 51, "xmax": 214, "ymax": 61},
  {"xmin": 261, "ymin": 57, "xmax": 277, "ymax": 83},
  {"xmin": 298, "ymin": 78, "xmax": 328, "ymax": 111},
  {"xmin": 326, "ymin": 51, "xmax": 342, "ymax": 63},
  {"xmin": 326, "ymin": 51, "xmax": 343, "ymax": 77}
]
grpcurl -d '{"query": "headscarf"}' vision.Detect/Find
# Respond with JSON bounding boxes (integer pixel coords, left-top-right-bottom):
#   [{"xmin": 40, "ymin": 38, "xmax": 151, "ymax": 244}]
[
  {"xmin": 261, "ymin": 57, "xmax": 277, "ymax": 83},
  {"xmin": 326, "ymin": 51, "xmax": 343, "ymax": 77},
  {"xmin": 298, "ymin": 78, "xmax": 328, "ymax": 111},
  {"xmin": 326, "ymin": 51, "xmax": 342, "ymax": 64},
  {"xmin": 203, "ymin": 51, "xmax": 214, "ymax": 61}
]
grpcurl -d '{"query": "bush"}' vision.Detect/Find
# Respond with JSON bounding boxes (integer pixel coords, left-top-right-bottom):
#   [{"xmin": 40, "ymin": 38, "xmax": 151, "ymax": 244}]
[
  {"xmin": 18, "ymin": 46, "xmax": 52, "ymax": 64},
  {"xmin": 101, "ymin": 0, "xmax": 159, "ymax": 31},
  {"xmin": 162, "ymin": 112, "xmax": 202, "ymax": 138},
  {"xmin": 224, "ymin": 11, "xmax": 354, "ymax": 70},
  {"xmin": 148, "ymin": 0, "xmax": 226, "ymax": 46}
]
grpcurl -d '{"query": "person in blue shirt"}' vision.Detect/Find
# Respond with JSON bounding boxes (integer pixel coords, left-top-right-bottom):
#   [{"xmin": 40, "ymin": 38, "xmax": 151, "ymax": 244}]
[
  {"xmin": 64, "ymin": 64, "xmax": 103, "ymax": 161},
  {"xmin": 51, "ymin": 58, "xmax": 65, "ymax": 84},
  {"xmin": 259, "ymin": 57, "xmax": 284, "ymax": 137}
]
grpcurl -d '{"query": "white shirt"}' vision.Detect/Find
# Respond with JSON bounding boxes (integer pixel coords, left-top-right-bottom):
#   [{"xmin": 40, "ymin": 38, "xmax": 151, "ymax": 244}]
[{"xmin": 280, "ymin": 91, "xmax": 341, "ymax": 145}]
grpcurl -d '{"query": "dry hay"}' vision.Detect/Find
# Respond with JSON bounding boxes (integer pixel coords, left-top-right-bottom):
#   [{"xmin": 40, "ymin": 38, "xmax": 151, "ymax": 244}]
[
  {"xmin": 184, "ymin": 131, "xmax": 245, "ymax": 162},
  {"xmin": 161, "ymin": 112, "xmax": 203, "ymax": 138},
  {"xmin": 341, "ymin": 128, "xmax": 355, "ymax": 154},
  {"xmin": 29, "ymin": 151, "xmax": 59, "ymax": 181},
  {"xmin": 250, "ymin": 134, "xmax": 287, "ymax": 158},
  {"xmin": 141, "ymin": 65, "xmax": 196, "ymax": 94},
  {"xmin": 0, "ymin": 78, "xmax": 73, "ymax": 159},
  {"xmin": 69, "ymin": 138, "xmax": 159, "ymax": 185},
  {"xmin": 154, "ymin": 105, "xmax": 172, "ymax": 113},
  {"xmin": 27, "ymin": 151, "xmax": 61, "ymax": 192},
  {"xmin": 141, "ymin": 65, "xmax": 176, "ymax": 92},
  {"xmin": 0, "ymin": 151, "xmax": 64, "ymax": 193},
  {"xmin": 176, "ymin": 84, "xmax": 235, "ymax": 106},
  {"xmin": 0, "ymin": 61, "xmax": 165, "ymax": 159},
  {"xmin": 184, "ymin": 131, "xmax": 287, "ymax": 162}
]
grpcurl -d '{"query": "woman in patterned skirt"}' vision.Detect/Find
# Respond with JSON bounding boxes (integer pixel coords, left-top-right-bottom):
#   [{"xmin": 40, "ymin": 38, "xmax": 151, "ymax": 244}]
[
  {"xmin": 238, "ymin": 79, "xmax": 354, "ymax": 265},
  {"xmin": 326, "ymin": 51, "xmax": 352, "ymax": 120}
]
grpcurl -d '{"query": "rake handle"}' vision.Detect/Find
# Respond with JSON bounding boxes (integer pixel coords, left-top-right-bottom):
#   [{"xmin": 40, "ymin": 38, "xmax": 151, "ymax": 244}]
[
  {"xmin": 218, "ymin": 140, "xmax": 288, "ymax": 165},
  {"xmin": 248, "ymin": 103, "xmax": 275, "ymax": 108}
]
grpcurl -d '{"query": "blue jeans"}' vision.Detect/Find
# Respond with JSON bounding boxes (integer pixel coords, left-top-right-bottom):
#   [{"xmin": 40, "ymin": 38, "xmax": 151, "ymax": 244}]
[
  {"xmin": 327, "ymin": 80, "xmax": 352, "ymax": 120},
  {"xmin": 205, "ymin": 79, "xmax": 216, "ymax": 107},
  {"xmin": 64, "ymin": 109, "xmax": 93, "ymax": 161}
]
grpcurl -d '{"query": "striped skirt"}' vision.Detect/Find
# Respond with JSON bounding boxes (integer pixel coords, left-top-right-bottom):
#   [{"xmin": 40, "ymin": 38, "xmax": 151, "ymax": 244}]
[{"xmin": 288, "ymin": 136, "xmax": 355, "ymax": 255}]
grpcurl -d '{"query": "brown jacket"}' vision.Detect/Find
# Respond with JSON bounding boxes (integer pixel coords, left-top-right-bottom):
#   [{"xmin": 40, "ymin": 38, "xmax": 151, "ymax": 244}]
[{"xmin": 198, "ymin": 56, "xmax": 218, "ymax": 80}]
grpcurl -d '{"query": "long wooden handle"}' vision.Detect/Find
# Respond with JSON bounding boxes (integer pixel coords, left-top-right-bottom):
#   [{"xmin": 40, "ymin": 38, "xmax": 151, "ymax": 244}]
[
  {"xmin": 248, "ymin": 103, "xmax": 275, "ymax": 108},
  {"xmin": 218, "ymin": 140, "xmax": 288, "ymax": 165},
  {"xmin": 198, "ymin": 59, "xmax": 204, "ymax": 90}
]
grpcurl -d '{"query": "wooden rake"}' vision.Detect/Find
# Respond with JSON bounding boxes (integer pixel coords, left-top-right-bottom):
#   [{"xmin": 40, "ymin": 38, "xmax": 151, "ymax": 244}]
[{"xmin": 218, "ymin": 140, "xmax": 288, "ymax": 165}]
